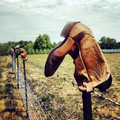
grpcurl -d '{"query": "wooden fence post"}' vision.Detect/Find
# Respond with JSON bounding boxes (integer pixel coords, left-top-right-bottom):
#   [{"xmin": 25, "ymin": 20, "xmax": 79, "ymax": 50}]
[
  {"xmin": 23, "ymin": 60, "xmax": 29, "ymax": 118},
  {"xmin": 82, "ymin": 91, "xmax": 92, "ymax": 120},
  {"xmin": 12, "ymin": 53, "xmax": 14, "ymax": 71}
]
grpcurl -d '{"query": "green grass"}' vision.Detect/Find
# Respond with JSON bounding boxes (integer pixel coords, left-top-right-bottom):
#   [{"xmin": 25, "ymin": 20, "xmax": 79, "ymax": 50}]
[
  {"xmin": 1, "ymin": 54, "xmax": 120, "ymax": 119},
  {"xmin": 17, "ymin": 53, "xmax": 120, "ymax": 119}
]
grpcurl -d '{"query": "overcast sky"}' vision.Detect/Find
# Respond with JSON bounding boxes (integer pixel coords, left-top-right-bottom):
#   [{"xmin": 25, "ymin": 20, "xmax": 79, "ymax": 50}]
[{"xmin": 0, "ymin": 0, "xmax": 120, "ymax": 44}]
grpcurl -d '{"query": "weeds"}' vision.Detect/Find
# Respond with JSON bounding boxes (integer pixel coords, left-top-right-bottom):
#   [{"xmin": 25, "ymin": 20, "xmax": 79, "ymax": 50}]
[{"xmin": 0, "ymin": 56, "xmax": 29, "ymax": 120}]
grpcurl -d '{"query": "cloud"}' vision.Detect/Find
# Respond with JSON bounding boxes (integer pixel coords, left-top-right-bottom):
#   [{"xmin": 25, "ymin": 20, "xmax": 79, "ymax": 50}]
[
  {"xmin": 4, "ymin": 0, "xmax": 21, "ymax": 2},
  {"xmin": 0, "ymin": 0, "xmax": 120, "ymax": 43}
]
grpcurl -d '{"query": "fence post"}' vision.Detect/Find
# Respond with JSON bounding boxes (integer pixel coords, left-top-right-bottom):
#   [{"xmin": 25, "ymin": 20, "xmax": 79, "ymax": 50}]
[
  {"xmin": 23, "ymin": 60, "xmax": 29, "ymax": 118},
  {"xmin": 82, "ymin": 91, "xmax": 92, "ymax": 120},
  {"xmin": 12, "ymin": 53, "xmax": 14, "ymax": 71},
  {"xmin": 14, "ymin": 50, "xmax": 17, "ymax": 78},
  {"xmin": 17, "ymin": 56, "xmax": 19, "ymax": 89}
]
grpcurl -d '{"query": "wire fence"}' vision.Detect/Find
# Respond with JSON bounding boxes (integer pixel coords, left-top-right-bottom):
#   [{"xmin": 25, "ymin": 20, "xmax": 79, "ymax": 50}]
[
  {"xmin": 10, "ymin": 54, "xmax": 120, "ymax": 120},
  {"xmin": 10, "ymin": 55, "xmax": 74, "ymax": 120},
  {"xmin": 26, "ymin": 59, "xmax": 120, "ymax": 107}
]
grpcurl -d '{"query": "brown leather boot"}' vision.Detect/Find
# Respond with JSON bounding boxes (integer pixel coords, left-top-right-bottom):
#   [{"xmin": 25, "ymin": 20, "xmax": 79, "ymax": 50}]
[
  {"xmin": 45, "ymin": 22, "xmax": 112, "ymax": 92},
  {"xmin": 16, "ymin": 48, "xmax": 28, "ymax": 61}
]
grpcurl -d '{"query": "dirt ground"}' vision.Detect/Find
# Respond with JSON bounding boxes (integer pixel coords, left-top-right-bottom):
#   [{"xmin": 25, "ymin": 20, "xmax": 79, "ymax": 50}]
[{"xmin": 0, "ymin": 56, "xmax": 29, "ymax": 120}]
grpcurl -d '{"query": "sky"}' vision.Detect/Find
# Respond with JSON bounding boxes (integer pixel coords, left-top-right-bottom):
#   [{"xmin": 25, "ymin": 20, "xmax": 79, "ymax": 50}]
[{"xmin": 0, "ymin": 0, "xmax": 120, "ymax": 44}]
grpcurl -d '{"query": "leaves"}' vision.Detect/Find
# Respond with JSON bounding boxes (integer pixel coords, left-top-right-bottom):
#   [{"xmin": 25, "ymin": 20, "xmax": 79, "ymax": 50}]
[
  {"xmin": 34, "ymin": 34, "xmax": 50, "ymax": 50},
  {"xmin": 0, "ymin": 33, "xmax": 65, "ymax": 56},
  {"xmin": 99, "ymin": 36, "xmax": 118, "ymax": 49}
]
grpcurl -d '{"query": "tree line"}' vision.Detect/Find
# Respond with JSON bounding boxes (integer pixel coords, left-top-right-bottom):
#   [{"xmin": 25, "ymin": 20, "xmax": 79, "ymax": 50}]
[
  {"xmin": 0, "ymin": 34, "xmax": 120, "ymax": 56},
  {"xmin": 0, "ymin": 34, "xmax": 61, "ymax": 56},
  {"xmin": 99, "ymin": 36, "xmax": 120, "ymax": 49}
]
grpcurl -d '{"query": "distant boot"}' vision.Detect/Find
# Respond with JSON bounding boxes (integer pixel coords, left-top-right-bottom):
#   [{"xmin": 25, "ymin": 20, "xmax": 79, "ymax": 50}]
[{"xmin": 16, "ymin": 48, "xmax": 28, "ymax": 61}]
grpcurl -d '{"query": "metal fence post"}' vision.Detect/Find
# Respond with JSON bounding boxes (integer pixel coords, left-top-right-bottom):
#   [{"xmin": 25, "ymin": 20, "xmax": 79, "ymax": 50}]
[
  {"xmin": 14, "ymin": 50, "xmax": 17, "ymax": 78},
  {"xmin": 82, "ymin": 91, "xmax": 92, "ymax": 120},
  {"xmin": 23, "ymin": 60, "xmax": 29, "ymax": 118},
  {"xmin": 17, "ymin": 56, "xmax": 19, "ymax": 89}
]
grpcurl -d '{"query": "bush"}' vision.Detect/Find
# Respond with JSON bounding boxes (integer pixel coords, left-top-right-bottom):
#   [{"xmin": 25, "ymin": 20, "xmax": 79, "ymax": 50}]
[
  {"xmin": 43, "ymin": 49, "xmax": 47, "ymax": 54},
  {"xmin": 27, "ymin": 48, "xmax": 35, "ymax": 54},
  {"xmin": 39, "ymin": 49, "xmax": 43, "ymax": 54},
  {"xmin": 35, "ymin": 49, "xmax": 39, "ymax": 54}
]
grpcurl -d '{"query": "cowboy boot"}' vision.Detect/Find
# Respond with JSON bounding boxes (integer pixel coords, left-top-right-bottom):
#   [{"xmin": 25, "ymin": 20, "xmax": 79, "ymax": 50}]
[
  {"xmin": 69, "ymin": 22, "xmax": 112, "ymax": 92},
  {"xmin": 45, "ymin": 22, "xmax": 112, "ymax": 92},
  {"xmin": 16, "ymin": 48, "xmax": 28, "ymax": 61}
]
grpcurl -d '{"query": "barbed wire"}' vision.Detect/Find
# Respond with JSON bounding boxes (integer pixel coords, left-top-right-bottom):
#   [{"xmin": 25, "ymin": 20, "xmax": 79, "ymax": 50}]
[
  {"xmin": 11, "ymin": 56, "xmax": 73, "ymax": 120},
  {"xmin": 27, "ymin": 82, "xmax": 46, "ymax": 120},
  {"xmin": 26, "ymin": 60, "xmax": 77, "ymax": 86},
  {"xmin": 27, "ymin": 60, "xmax": 44, "ymax": 70},
  {"xmin": 93, "ymin": 92, "xmax": 120, "ymax": 106},
  {"xmin": 25, "ymin": 68, "xmax": 73, "ymax": 120},
  {"xmin": 18, "ymin": 61, "xmax": 54, "ymax": 119},
  {"xmin": 26, "ymin": 78, "xmax": 54, "ymax": 120},
  {"xmin": 26, "ymin": 60, "xmax": 120, "ymax": 107},
  {"xmin": 10, "ymin": 55, "xmax": 120, "ymax": 120},
  {"xmin": 10, "ymin": 56, "xmax": 42, "ymax": 120}
]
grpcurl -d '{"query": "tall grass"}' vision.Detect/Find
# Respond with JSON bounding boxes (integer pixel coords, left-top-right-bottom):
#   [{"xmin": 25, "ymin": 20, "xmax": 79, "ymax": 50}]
[{"xmin": 17, "ymin": 53, "xmax": 120, "ymax": 119}]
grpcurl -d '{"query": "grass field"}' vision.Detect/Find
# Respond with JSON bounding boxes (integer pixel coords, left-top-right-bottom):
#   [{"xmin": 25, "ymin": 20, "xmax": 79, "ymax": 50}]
[
  {"xmin": 0, "ymin": 56, "xmax": 29, "ymax": 120},
  {"xmin": 0, "ymin": 54, "xmax": 120, "ymax": 120}
]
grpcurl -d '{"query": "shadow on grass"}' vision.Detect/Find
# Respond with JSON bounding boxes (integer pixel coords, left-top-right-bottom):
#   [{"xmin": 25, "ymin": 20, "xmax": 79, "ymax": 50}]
[
  {"xmin": 0, "ymin": 67, "xmax": 3, "ymax": 79},
  {"xmin": 0, "ymin": 62, "xmax": 29, "ymax": 120}
]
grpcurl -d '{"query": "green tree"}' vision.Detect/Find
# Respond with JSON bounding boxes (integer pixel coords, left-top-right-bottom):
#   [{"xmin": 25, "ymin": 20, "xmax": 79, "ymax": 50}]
[
  {"xmin": 58, "ymin": 41, "xmax": 62, "ymax": 45},
  {"xmin": 99, "ymin": 36, "xmax": 117, "ymax": 49},
  {"xmin": 106, "ymin": 38, "xmax": 117, "ymax": 49},
  {"xmin": 17, "ymin": 40, "xmax": 25, "ymax": 48},
  {"xmin": 46, "ymin": 49, "xmax": 51, "ymax": 54},
  {"xmin": 0, "ymin": 43, "xmax": 11, "ymax": 56},
  {"xmin": 24, "ymin": 43, "xmax": 34, "ymax": 53},
  {"xmin": 52, "ymin": 42, "xmax": 57, "ymax": 48},
  {"xmin": 43, "ymin": 34, "xmax": 52, "ymax": 49},
  {"xmin": 43, "ymin": 49, "xmax": 47, "ymax": 54},
  {"xmin": 35, "ymin": 49, "xmax": 39, "ymax": 54},
  {"xmin": 17, "ymin": 40, "xmax": 32, "ymax": 48},
  {"xmin": 7, "ymin": 41, "xmax": 15, "ymax": 46},
  {"xmin": 27, "ymin": 48, "xmax": 31, "ymax": 54},
  {"xmin": 116, "ymin": 42, "xmax": 120, "ymax": 49},
  {"xmin": 99, "ymin": 36, "xmax": 107, "ymax": 49},
  {"xmin": 31, "ymin": 49, "xmax": 35, "ymax": 54},
  {"xmin": 34, "ymin": 34, "xmax": 47, "ymax": 50},
  {"xmin": 39, "ymin": 49, "xmax": 43, "ymax": 54},
  {"xmin": 27, "ymin": 48, "xmax": 35, "ymax": 54}
]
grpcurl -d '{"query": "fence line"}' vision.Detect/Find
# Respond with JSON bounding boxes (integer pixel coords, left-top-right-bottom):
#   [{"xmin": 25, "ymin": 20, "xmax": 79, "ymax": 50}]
[
  {"xmin": 18, "ymin": 60, "xmax": 54, "ymax": 120},
  {"xmin": 26, "ymin": 70, "xmax": 73, "ymax": 120},
  {"xmin": 26, "ymin": 60, "xmax": 78, "ymax": 86},
  {"xmin": 26, "ymin": 60, "xmax": 120, "ymax": 107},
  {"xmin": 26, "ymin": 78, "xmax": 54, "ymax": 120},
  {"xmin": 93, "ymin": 92, "xmax": 120, "ymax": 106},
  {"xmin": 10, "ymin": 55, "xmax": 120, "ymax": 120},
  {"xmin": 10, "ymin": 55, "xmax": 73, "ymax": 120},
  {"xmin": 10, "ymin": 55, "xmax": 40, "ymax": 119},
  {"xmin": 18, "ymin": 60, "xmax": 49, "ymax": 119},
  {"xmin": 18, "ymin": 60, "xmax": 73, "ymax": 119}
]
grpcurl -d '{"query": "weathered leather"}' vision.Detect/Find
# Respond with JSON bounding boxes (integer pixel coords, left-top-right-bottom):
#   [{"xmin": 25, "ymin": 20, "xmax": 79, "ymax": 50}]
[
  {"xmin": 10, "ymin": 48, "xmax": 14, "ymax": 56},
  {"xmin": 45, "ymin": 22, "xmax": 112, "ymax": 92},
  {"xmin": 16, "ymin": 48, "xmax": 28, "ymax": 61}
]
